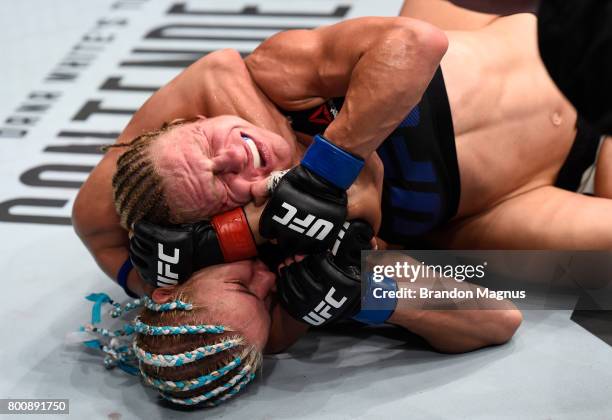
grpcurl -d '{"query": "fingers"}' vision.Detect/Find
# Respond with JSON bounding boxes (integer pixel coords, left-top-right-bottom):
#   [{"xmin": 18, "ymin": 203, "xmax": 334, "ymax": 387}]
[
  {"xmin": 267, "ymin": 170, "xmax": 289, "ymax": 193},
  {"xmin": 251, "ymin": 178, "xmax": 270, "ymax": 206},
  {"xmin": 277, "ymin": 254, "xmax": 306, "ymax": 274},
  {"xmin": 371, "ymin": 237, "xmax": 378, "ymax": 250},
  {"xmin": 250, "ymin": 169, "xmax": 288, "ymax": 206}
]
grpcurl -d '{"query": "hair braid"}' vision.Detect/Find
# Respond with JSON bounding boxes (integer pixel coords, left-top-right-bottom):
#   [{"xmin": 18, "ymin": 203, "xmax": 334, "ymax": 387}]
[
  {"xmin": 108, "ymin": 118, "xmax": 200, "ymax": 229},
  {"xmin": 80, "ymin": 294, "xmax": 262, "ymax": 409},
  {"xmin": 128, "ymin": 181, "xmax": 168, "ymax": 228},
  {"xmin": 111, "ymin": 135, "xmax": 169, "ymax": 229},
  {"xmin": 135, "ymin": 300, "xmax": 262, "ymax": 407},
  {"xmin": 115, "ymin": 163, "xmax": 152, "ymax": 209},
  {"xmin": 121, "ymin": 169, "xmax": 163, "ymax": 228}
]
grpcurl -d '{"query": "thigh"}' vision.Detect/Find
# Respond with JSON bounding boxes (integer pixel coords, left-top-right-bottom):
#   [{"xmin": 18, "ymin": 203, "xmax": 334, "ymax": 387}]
[
  {"xmin": 399, "ymin": 0, "xmax": 537, "ymax": 30},
  {"xmin": 430, "ymin": 186, "xmax": 612, "ymax": 249},
  {"xmin": 400, "ymin": 0, "xmax": 498, "ymax": 29},
  {"xmin": 595, "ymin": 136, "xmax": 612, "ymax": 199}
]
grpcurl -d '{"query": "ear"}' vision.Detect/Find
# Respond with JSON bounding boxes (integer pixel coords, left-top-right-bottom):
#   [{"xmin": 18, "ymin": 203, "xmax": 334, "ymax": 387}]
[{"xmin": 152, "ymin": 286, "xmax": 177, "ymax": 303}]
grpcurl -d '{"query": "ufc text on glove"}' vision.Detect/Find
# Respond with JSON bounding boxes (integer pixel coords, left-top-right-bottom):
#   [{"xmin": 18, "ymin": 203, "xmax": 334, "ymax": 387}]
[{"xmin": 259, "ymin": 135, "xmax": 365, "ymax": 255}]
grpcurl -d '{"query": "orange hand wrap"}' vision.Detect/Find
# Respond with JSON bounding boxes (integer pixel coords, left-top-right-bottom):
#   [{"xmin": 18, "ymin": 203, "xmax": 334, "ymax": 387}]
[{"xmin": 211, "ymin": 208, "xmax": 257, "ymax": 262}]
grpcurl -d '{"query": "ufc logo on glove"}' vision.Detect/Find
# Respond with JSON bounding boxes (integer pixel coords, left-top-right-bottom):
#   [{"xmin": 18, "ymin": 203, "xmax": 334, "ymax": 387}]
[
  {"xmin": 157, "ymin": 244, "xmax": 179, "ymax": 286},
  {"xmin": 302, "ymin": 287, "xmax": 348, "ymax": 326},
  {"xmin": 272, "ymin": 202, "xmax": 334, "ymax": 240}
]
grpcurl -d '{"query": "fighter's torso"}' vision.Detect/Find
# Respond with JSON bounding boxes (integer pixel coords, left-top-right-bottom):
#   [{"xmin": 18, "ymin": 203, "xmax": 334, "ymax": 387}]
[
  {"xmin": 282, "ymin": 67, "xmax": 458, "ymax": 242},
  {"xmin": 282, "ymin": 14, "xmax": 580, "ymax": 241},
  {"xmin": 441, "ymin": 14, "xmax": 578, "ymax": 217},
  {"xmin": 186, "ymin": 15, "xmax": 580, "ymax": 241}
]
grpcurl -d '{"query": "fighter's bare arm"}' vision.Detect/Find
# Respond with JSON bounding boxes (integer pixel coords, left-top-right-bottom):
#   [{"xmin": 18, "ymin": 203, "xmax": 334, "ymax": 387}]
[
  {"xmin": 374, "ymin": 252, "xmax": 522, "ymax": 353},
  {"xmin": 391, "ymin": 306, "xmax": 522, "ymax": 353},
  {"xmin": 76, "ymin": 17, "xmax": 446, "ymax": 288},
  {"xmin": 267, "ymin": 255, "xmax": 523, "ymax": 354},
  {"xmin": 72, "ymin": 50, "xmax": 293, "ymax": 296},
  {"xmin": 245, "ymin": 16, "xmax": 448, "ymax": 158}
]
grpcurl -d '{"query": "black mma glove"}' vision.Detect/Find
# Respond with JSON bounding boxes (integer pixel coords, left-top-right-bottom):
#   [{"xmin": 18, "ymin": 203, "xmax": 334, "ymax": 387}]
[
  {"xmin": 259, "ymin": 135, "xmax": 364, "ymax": 256},
  {"xmin": 130, "ymin": 208, "xmax": 257, "ymax": 287},
  {"xmin": 276, "ymin": 219, "xmax": 374, "ymax": 326}
]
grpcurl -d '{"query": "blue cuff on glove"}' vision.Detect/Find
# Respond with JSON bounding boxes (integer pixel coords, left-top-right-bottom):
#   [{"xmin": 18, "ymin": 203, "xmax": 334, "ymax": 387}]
[
  {"xmin": 301, "ymin": 134, "xmax": 364, "ymax": 190},
  {"xmin": 353, "ymin": 275, "xmax": 398, "ymax": 325},
  {"xmin": 117, "ymin": 258, "xmax": 138, "ymax": 298}
]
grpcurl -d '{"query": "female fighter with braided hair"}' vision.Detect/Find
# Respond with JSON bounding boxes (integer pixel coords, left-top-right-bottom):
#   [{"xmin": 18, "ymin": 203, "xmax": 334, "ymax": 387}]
[
  {"xmin": 71, "ymin": 11, "xmax": 579, "ymax": 409},
  {"xmin": 75, "ymin": 11, "xmax": 612, "ymax": 300},
  {"xmin": 72, "ymin": 4, "xmax": 612, "ymax": 406},
  {"xmin": 77, "ymin": 185, "xmax": 519, "ymax": 409}
]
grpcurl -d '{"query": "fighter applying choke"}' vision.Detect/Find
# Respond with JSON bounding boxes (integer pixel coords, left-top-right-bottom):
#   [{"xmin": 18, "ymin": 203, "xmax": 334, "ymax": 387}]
[{"xmin": 72, "ymin": 8, "xmax": 612, "ymax": 407}]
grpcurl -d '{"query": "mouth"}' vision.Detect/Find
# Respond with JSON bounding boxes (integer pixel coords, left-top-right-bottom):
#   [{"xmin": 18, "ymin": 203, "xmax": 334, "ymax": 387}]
[{"xmin": 241, "ymin": 133, "xmax": 268, "ymax": 169}]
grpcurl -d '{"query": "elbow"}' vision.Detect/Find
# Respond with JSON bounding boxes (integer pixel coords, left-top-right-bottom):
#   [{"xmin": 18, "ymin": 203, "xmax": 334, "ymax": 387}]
[
  {"xmin": 388, "ymin": 17, "xmax": 449, "ymax": 65},
  {"xmin": 431, "ymin": 309, "xmax": 523, "ymax": 354},
  {"xmin": 487, "ymin": 309, "xmax": 523, "ymax": 346}
]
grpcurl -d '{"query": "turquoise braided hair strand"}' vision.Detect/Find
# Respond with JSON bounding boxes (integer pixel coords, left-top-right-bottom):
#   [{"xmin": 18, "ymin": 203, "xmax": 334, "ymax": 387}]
[
  {"xmin": 133, "ymin": 337, "xmax": 244, "ymax": 367},
  {"xmin": 160, "ymin": 364, "xmax": 257, "ymax": 406},
  {"xmin": 78, "ymin": 293, "xmax": 260, "ymax": 408},
  {"xmin": 140, "ymin": 356, "xmax": 242, "ymax": 392},
  {"xmin": 133, "ymin": 318, "xmax": 227, "ymax": 335}
]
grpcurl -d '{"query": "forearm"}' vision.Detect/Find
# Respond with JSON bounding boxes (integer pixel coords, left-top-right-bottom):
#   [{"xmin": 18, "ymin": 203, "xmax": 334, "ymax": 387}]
[
  {"xmin": 246, "ymin": 17, "xmax": 448, "ymax": 159},
  {"xmin": 264, "ymin": 302, "xmax": 310, "ymax": 354},
  {"xmin": 323, "ymin": 20, "xmax": 448, "ymax": 157},
  {"xmin": 72, "ymin": 150, "xmax": 153, "ymax": 297},
  {"xmin": 389, "ymin": 305, "xmax": 522, "ymax": 353},
  {"xmin": 374, "ymin": 253, "xmax": 522, "ymax": 352},
  {"xmin": 94, "ymin": 243, "xmax": 153, "ymax": 297}
]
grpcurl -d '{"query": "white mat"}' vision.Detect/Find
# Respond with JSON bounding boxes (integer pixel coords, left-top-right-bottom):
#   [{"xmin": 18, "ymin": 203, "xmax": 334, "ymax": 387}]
[{"xmin": 1, "ymin": 1, "xmax": 611, "ymax": 419}]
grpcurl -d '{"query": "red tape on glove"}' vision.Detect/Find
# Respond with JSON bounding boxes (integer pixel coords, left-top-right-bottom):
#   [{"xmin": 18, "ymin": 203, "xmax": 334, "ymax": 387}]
[{"xmin": 211, "ymin": 208, "xmax": 257, "ymax": 262}]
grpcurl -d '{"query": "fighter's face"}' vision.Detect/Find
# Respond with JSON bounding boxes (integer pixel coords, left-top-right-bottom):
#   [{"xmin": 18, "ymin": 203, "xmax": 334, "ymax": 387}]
[
  {"xmin": 151, "ymin": 116, "xmax": 296, "ymax": 221},
  {"xmin": 153, "ymin": 259, "xmax": 276, "ymax": 350}
]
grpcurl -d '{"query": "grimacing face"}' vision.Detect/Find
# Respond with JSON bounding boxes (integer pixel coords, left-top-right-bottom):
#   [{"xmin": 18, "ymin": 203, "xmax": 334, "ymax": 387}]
[{"xmin": 150, "ymin": 115, "xmax": 298, "ymax": 222}]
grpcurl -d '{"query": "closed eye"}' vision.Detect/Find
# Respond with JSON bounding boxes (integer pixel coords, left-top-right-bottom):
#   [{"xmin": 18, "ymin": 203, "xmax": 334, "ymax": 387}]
[{"xmin": 224, "ymin": 280, "xmax": 258, "ymax": 298}]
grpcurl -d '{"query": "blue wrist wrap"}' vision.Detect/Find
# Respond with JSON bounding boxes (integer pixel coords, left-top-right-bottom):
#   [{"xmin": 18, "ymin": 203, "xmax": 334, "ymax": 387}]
[
  {"xmin": 301, "ymin": 134, "xmax": 364, "ymax": 190},
  {"xmin": 117, "ymin": 258, "xmax": 138, "ymax": 298},
  {"xmin": 353, "ymin": 275, "xmax": 398, "ymax": 325}
]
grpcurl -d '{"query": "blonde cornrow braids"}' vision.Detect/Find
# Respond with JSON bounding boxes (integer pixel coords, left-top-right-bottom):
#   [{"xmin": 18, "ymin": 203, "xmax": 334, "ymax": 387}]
[
  {"xmin": 108, "ymin": 118, "xmax": 198, "ymax": 229},
  {"xmin": 112, "ymin": 134, "xmax": 169, "ymax": 229}
]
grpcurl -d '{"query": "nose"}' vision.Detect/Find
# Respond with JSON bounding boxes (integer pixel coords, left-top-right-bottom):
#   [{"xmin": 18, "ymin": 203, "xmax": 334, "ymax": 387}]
[
  {"xmin": 248, "ymin": 260, "xmax": 276, "ymax": 299},
  {"xmin": 212, "ymin": 145, "xmax": 245, "ymax": 174}
]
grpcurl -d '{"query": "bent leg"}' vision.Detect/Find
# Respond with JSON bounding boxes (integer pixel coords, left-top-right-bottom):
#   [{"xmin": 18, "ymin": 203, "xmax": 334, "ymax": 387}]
[
  {"xmin": 431, "ymin": 186, "xmax": 612, "ymax": 249},
  {"xmin": 595, "ymin": 136, "xmax": 612, "ymax": 199},
  {"xmin": 399, "ymin": 0, "xmax": 537, "ymax": 30},
  {"xmin": 400, "ymin": 0, "xmax": 498, "ymax": 29}
]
